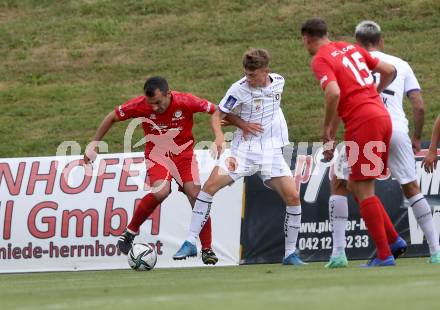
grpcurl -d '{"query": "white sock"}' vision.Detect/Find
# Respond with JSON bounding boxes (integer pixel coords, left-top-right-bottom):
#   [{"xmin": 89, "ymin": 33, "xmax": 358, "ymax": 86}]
[
  {"xmin": 285, "ymin": 205, "xmax": 301, "ymax": 258},
  {"xmin": 126, "ymin": 228, "xmax": 136, "ymax": 235},
  {"xmin": 329, "ymin": 195, "xmax": 348, "ymax": 257},
  {"xmin": 409, "ymin": 193, "xmax": 440, "ymax": 254},
  {"xmin": 187, "ymin": 191, "xmax": 213, "ymax": 245}
]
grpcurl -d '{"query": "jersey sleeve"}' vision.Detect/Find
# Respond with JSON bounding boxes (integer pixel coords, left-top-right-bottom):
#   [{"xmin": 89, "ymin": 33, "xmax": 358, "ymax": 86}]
[
  {"xmin": 357, "ymin": 46, "xmax": 380, "ymax": 70},
  {"xmin": 311, "ymin": 56, "xmax": 336, "ymax": 90},
  {"xmin": 114, "ymin": 96, "xmax": 145, "ymax": 121},
  {"xmin": 218, "ymin": 84, "xmax": 241, "ymax": 113},
  {"xmin": 404, "ymin": 63, "xmax": 421, "ymax": 95},
  {"xmin": 184, "ymin": 93, "xmax": 216, "ymax": 114}
]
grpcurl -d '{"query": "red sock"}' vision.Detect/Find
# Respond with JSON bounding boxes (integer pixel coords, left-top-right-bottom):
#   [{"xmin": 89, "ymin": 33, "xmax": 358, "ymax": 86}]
[
  {"xmin": 127, "ymin": 193, "xmax": 159, "ymax": 233},
  {"xmin": 199, "ymin": 217, "xmax": 212, "ymax": 250},
  {"xmin": 359, "ymin": 196, "xmax": 391, "ymax": 260},
  {"xmin": 378, "ymin": 202, "xmax": 398, "ymax": 244}
]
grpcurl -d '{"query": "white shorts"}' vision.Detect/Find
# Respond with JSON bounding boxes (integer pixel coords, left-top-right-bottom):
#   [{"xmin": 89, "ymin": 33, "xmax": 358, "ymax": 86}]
[
  {"xmin": 332, "ymin": 143, "xmax": 350, "ymax": 181},
  {"xmin": 217, "ymin": 147, "xmax": 292, "ymax": 184},
  {"xmin": 333, "ymin": 130, "xmax": 416, "ymax": 184},
  {"xmin": 388, "ymin": 130, "xmax": 417, "ymax": 184}
]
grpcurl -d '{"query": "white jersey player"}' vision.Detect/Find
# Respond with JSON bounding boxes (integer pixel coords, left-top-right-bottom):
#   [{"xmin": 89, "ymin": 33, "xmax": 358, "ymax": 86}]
[
  {"xmin": 174, "ymin": 49, "xmax": 305, "ymax": 265},
  {"xmin": 216, "ymin": 72, "xmax": 291, "ymax": 181},
  {"xmin": 220, "ymin": 73, "xmax": 289, "ymax": 150},
  {"xmin": 325, "ymin": 21, "xmax": 440, "ymax": 268}
]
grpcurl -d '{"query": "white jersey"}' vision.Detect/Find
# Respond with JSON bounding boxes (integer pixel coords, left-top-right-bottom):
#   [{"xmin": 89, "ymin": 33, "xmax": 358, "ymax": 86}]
[
  {"xmin": 218, "ymin": 73, "xmax": 289, "ymax": 151},
  {"xmin": 371, "ymin": 51, "xmax": 421, "ymax": 134}
]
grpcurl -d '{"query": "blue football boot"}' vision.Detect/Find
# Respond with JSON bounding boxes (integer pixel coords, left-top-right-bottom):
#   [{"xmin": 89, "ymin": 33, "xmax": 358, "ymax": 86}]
[
  {"xmin": 282, "ymin": 251, "xmax": 307, "ymax": 265},
  {"xmin": 361, "ymin": 255, "xmax": 396, "ymax": 268},
  {"xmin": 390, "ymin": 236, "xmax": 407, "ymax": 259},
  {"xmin": 173, "ymin": 241, "xmax": 197, "ymax": 260}
]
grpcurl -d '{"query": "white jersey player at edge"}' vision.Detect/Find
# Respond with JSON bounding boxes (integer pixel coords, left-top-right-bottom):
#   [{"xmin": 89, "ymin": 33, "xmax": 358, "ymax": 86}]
[
  {"xmin": 173, "ymin": 48, "xmax": 306, "ymax": 265},
  {"xmin": 325, "ymin": 21, "xmax": 440, "ymax": 268}
]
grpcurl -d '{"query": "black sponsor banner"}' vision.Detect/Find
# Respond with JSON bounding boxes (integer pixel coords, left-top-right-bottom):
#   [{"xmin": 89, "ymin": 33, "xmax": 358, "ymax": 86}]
[{"xmin": 240, "ymin": 144, "xmax": 437, "ymax": 264}]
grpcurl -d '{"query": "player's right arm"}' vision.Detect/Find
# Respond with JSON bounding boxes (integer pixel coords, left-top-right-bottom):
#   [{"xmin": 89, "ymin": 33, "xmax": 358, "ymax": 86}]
[
  {"xmin": 84, "ymin": 111, "xmax": 121, "ymax": 164},
  {"xmin": 322, "ymin": 81, "xmax": 340, "ymax": 161},
  {"xmin": 357, "ymin": 46, "xmax": 396, "ymax": 93},
  {"xmin": 212, "ymin": 86, "xmax": 244, "ymax": 158},
  {"xmin": 373, "ymin": 60, "xmax": 396, "ymax": 93},
  {"xmin": 84, "ymin": 96, "xmax": 143, "ymax": 164},
  {"xmin": 422, "ymin": 114, "xmax": 440, "ymax": 173}
]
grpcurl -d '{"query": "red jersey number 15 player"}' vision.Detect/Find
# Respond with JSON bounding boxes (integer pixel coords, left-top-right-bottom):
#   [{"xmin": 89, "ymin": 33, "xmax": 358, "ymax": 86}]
[{"xmin": 301, "ymin": 18, "xmax": 400, "ymax": 267}]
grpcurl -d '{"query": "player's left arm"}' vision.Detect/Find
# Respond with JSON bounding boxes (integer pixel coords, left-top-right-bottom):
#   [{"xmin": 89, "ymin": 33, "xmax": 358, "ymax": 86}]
[
  {"xmin": 211, "ymin": 109, "xmax": 228, "ymax": 159},
  {"xmin": 408, "ymin": 90, "xmax": 424, "ymax": 153},
  {"xmin": 404, "ymin": 64, "xmax": 424, "ymax": 153},
  {"xmin": 422, "ymin": 114, "xmax": 440, "ymax": 173},
  {"xmin": 311, "ymin": 56, "xmax": 339, "ymax": 160},
  {"xmin": 329, "ymin": 115, "xmax": 341, "ymax": 141},
  {"xmin": 186, "ymin": 92, "xmax": 260, "ymax": 146},
  {"xmin": 223, "ymin": 114, "xmax": 264, "ymax": 139}
]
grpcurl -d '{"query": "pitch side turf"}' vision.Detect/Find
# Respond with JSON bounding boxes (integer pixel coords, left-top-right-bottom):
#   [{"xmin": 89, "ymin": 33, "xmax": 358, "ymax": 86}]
[
  {"xmin": 1, "ymin": 1, "xmax": 440, "ymax": 158},
  {"xmin": 1, "ymin": 257, "xmax": 439, "ymax": 310}
]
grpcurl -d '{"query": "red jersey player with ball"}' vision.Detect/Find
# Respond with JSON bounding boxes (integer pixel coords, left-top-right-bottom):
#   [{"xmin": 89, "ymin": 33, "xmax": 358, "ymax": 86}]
[
  {"xmin": 301, "ymin": 18, "xmax": 400, "ymax": 267},
  {"xmin": 84, "ymin": 77, "xmax": 219, "ymax": 265}
]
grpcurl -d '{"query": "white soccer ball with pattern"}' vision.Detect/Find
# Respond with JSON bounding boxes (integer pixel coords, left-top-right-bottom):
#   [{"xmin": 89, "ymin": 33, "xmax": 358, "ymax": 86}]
[{"xmin": 128, "ymin": 243, "xmax": 157, "ymax": 271}]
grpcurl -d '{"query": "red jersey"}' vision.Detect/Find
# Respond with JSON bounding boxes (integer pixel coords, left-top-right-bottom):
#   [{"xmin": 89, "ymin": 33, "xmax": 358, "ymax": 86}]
[
  {"xmin": 311, "ymin": 41, "xmax": 389, "ymax": 130},
  {"xmin": 115, "ymin": 91, "xmax": 215, "ymax": 157}
]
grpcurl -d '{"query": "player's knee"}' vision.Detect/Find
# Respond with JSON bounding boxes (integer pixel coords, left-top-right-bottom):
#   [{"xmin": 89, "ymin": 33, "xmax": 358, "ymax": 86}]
[
  {"xmin": 186, "ymin": 186, "xmax": 201, "ymax": 201},
  {"xmin": 331, "ymin": 179, "xmax": 348, "ymax": 196},
  {"xmin": 202, "ymin": 180, "xmax": 218, "ymax": 196},
  {"xmin": 285, "ymin": 193, "xmax": 300, "ymax": 206},
  {"xmin": 402, "ymin": 181, "xmax": 420, "ymax": 198},
  {"xmin": 152, "ymin": 189, "xmax": 170, "ymax": 202}
]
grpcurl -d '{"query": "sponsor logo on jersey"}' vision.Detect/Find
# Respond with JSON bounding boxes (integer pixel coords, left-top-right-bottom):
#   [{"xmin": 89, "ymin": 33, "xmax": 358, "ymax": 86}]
[
  {"xmin": 224, "ymin": 95, "xmax": 238, "ymax": 110},
  {"xmin": 118, "ymin": 105, "xmax": 125, "ymax": 117},
  {"xmin": 253, "ymin": 99, "xmax": 262, "ymax": 112},
  {"xmin": 172, "ymin": 110, "xmax": 184, "ymax": 121}
]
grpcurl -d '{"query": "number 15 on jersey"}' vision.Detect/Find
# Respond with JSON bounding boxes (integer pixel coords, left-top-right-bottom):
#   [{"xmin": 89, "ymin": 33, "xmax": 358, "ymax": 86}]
[{"xmin": 342, "ymin": 51, "xmax": 374, "ymax": 87}]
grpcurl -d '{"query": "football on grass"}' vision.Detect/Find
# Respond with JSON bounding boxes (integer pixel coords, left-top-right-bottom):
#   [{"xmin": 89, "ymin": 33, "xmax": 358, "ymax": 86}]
[{"xmin": 128, "ymin": 243, "xmax": 157, "ymax": 271}]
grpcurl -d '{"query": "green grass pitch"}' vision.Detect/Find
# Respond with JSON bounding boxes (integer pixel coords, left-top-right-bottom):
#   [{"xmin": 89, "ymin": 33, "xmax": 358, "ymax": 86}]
[
  {"xmin": 1, "ymin": 0, "xmax": 440, "ymax": 157},
  {"xmin": 1, "ymin": 257, "xmax": 440, "ymax": 310}
]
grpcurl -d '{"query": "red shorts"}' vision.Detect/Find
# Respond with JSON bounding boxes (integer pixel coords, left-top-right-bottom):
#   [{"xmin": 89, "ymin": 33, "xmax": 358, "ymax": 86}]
[
  {"xmin": 344, "ymin": 116, "xmax": 392, "ymax": 181},
  {"xmin": 145, "ymin": 152, "xmax": 200, "ymax": 188}
]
